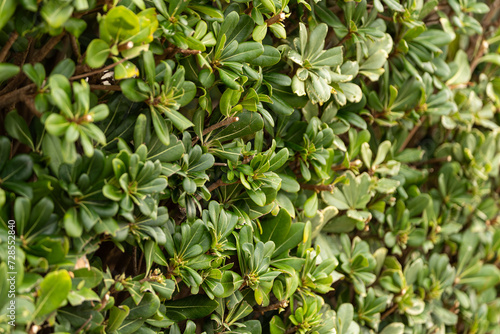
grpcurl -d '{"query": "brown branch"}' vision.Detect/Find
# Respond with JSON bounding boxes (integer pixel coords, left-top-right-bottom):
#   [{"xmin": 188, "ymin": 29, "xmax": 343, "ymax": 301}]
[
  {"xmin": 285, "ymin": 325, "xmax": 300, "ymax": 334},
  {"xmin": 335, "ymin": 32, "xmax": 352, "ymax": 47},
  {"xmin": 208, "ymin": 179, "xmax": 233, "ymax": 192},
  {"xmin": 380, "ymin": 303, "xmax": 399, "ymax": 320},
  {"xmin": 470, "ymin": 39, "xmax": 489, "ymax": 73},
  {"xmin": 89, "ymin": 84, "xmax": 122, "ymax": 91},
  {"xmin": 300, "ymin": 183, "xmax": 334, "ymax": 192},
  {"xmin": 0, "ymin": 84, "xmax": 36, "ymax": 109},
  {"xmin": 161, "ymin": 46, "xmax": 202, "ymax": 60},
  {"xmin": 377, "ymin": 13, "xmax": 393, "ymax": 21},
  {"xmin": 482, "ymin": 0, "xmax": 500, "ymax": 28},
  {"xmin": 266, "ymin": 12, "xmax": 286, "ymax": 26},
  {"xmin": 75, "ymin": 314, "xmax": 93, "ymax": 334},
  {"xmin": 70, "ymin": 58, "xmax": 128, "ymax": 81},
  {"xmin": 191, "ymin": 116, "xmax": 239, "ymax": 145},
  {"xmin": 331, "ymin": 159, "xmax": 362, "ymax": 171},
  {"xmin": 255, "ymin": 300, "xmax": 289, "ymax": 315},
  {"xmin": 244, "ymin": 2, "xmax": 254, "ymax": 14},
  {"xmin": 411, "ymin": 155, "xmax": 451, "ymax": 166},
  {"xmin": 31, "ymin": 33, "xmax": 66, "ymax": 63},
  {"xmin": 0, "ymin": 31, "xmax": 19, "ymax": 63},
  {"xmin": 398, "ymin": 116, "xmax": 427, "ymax": 152},
  {"xmin": 213, "ymin": 162, "xmax": 228, "ymax": 167},
  {"xmin": 25, "ymin": 97, "xmax": 42, "ymax": 118},
  {"xmin": 70, "ymin": 34, "xmax": 82, "ymax": 64}
]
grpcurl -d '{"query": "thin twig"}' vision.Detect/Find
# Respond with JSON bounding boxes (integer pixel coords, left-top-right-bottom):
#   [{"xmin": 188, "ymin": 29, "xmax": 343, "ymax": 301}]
[
  {"xmin": 31, "ymin": 33, "xmax": 66, "ymax": 63},
  {"xmin": 255, "ymin": 300, "xmax": 289, "ymax": 316},
  {"xmin": 377, "ymin": 13, "xmax": 393, "ymax": 21},
  {"xmin": 70, "ymin": 58, "xmax": 128, "ymax": 81},
  {"xmin": 331, "ymin": 159, "xmax": 362, "ymax": 171},
  {"xmin": 75, "ymin": 314, "xmax": 93, "ymax": 334},
  {"xmin": 300, "ymin": 183, "xmax": 334, "ymax": 192},
  {"xmin": 284, "ymin": 325, "xmax": 300, "ymax": 334},
  {"xmin": 380, "ymin": 303, "xmax": 399, "ymax": 320},
  {"xmin": 70, "ymin": 34, "xmax": 82, "ymax": 64},
  {"xmin": 470, "ymin": 39, "xmax": 489, "ymax": 73},
  {"xmin": 25, "ymin": 97, "xmax": 42, "ymax": 118},
  {"xmin": 398, "ymin": 116, "xmax": 427, "ymax": 152},
  {"xmin": 335, "ymin": 32, "xmax": 352, "ymax": 47},
  {"xmin": 191, "ymin": 116, "xmax": 239, "ymax": 145},
  {"xmin": 89, "ymin": 84, "xmax": 122, "ymax": 91},
  {"xmin": 0, "ymin": 84, "xmax": 36, "ymax": 109},
  {"xmin": 411, "ymin": 155, "xmax": 451, "ymax": 166},
  {"xmin": 266, "ymin": 12, "xmax": 286, "ymax": 26},
  {"xmin": 0, "ymin": 31, "xmax": 19, "ymax": 63}
]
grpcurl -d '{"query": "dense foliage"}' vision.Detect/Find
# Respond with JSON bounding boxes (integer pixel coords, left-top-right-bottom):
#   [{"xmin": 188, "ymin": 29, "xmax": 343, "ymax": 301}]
[{"xmin": 1, "ymin": 0, "xmax": 500, "ymax": 333}]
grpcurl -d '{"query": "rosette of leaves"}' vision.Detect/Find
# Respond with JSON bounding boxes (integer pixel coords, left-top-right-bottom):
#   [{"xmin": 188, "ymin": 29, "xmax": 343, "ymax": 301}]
[
  {"xmin": 202, "ymin": 201, "xmax": 238, "ymax": 257},
  {"xmin": 167, "ymin": 134, "xmax": 215, "ymax": 219},
  {"xmin": 287, "ymin": 295, "xmax": 335, "ymax": 334},
  {"xmin": 43, "ymin": 75, "xmax": 109, "ymax": 162},
  {"xmin": 299, "ymin": 246, "xmax": 341, "ymax": 295},
  {"xmin": 288, "ymin": 23, "xmax": 344, "ymax": 105},
  {"xmin": 379, "ymin": 256, "xmax": 426, "ymax": 318},
  {"xmin": 337, "ymin": 234, "xmax": 377, "ymax": 296},
  {"xmin": 203, "ymin": 11, "xmax": 280, "ymax": 91},
  {"xmin": 152, "ymin": 0, "xmax": 220, "ymax": 51},
  {"xmin": 236, "ymin": 226, "xmax": 281, "ymax": 305},
  {"xmin": 120, "ymin": 51, "xmax": 196, "ymax": 146},
  {"xmin": 226, "ymin": 143, "xmax": 286, "ymax": 207},
  {"xmin": 102, "ymin": 150, "xmax": 168, "ymax": 221},
  {"xmin": 86, "ymin": 6, "xmax": 159, "ymax": 71},
  {"xmin": 365, "ymin": 74, "xmax": 425, "ymax": 126},
  {"xmin": 284, "ymin": 117, "xmax": 335, "ymax": 181},
  {"xmin": 250, "ymin": 0, "xmax": 290, "ymax": 41},
  {"xmin": 322, "ymin": 172, "xmax": 374, "ymax": 232},
  {"xmin": 164, "ymin": 219, "xmax": 216, "ymax": 294}
]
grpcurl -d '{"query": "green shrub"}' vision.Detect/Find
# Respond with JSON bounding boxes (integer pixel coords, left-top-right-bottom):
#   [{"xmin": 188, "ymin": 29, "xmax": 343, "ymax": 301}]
[{"xmin": 1, "ymin": 0, "xmax": 500, "ymax": 333}]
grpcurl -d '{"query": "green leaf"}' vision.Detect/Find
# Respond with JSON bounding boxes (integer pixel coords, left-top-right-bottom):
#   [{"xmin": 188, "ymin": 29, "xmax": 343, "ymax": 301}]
[
  {"xmin": 446, "ymin": 50, "xmax": 471, "ymax": 86},
  {"xmin": 247, "ymin": 188, "xmax": 266, "ymax": 206},
  {"xmin": 107, "ymin": 305, "xmax": 130, "ymax": 332},
  {"xmin": 164, "ymin": 295, "xmax": 218, "ymax": 322},
  {"xmin": 104, "ymin": 6, "xmax": 139, "ymax": 38},
  {"xmin": 0, "ymin": 63, "xmax": 19, "ymax": 83},
  {"xmin": 381, "ymin": 0, "xmax": 404, "ymax": 12},
  {"xmin": 336, "ymin": 303, "xmax": 354, "ymax": 334},
  {"xmin": 85, "ymin": 39, "xmax": 110, "ymax": 69},
  {"xmin": 380, "ymin": 323, "xmax": 405, "ymax": 334},
  {"xmin": 0, "ymin": 0, "xmax": 17, "ymax": 30},
  {"xmin": 212, "ymin": 111, "xmax": 263, "ymax": 143},
  {"xmin": 222, "ymin": 42, "xmax": 264, "ymax": 62},
  {"xmin": 122, "ymin": 292, "xmax": 160, "ymax": 319},
  {"xmin": 114, "ymin": 60, "xmax": 139, "ymax": 80},
  {"xmin": 41, "ymin": 1, "xmax": 74, "ymax": 28},
  {"xmin": 51, "ymin": 59, "xmax": 75, "ymax": 78},
  {"xmin": 270, "ymin": 315, "xmax": 286, "ymax": 334},
  {"xmin": 189, "ymin": 5, "xmax": 223, "ymax": 19},
  {"xmin": 269, "ymin": 149, "xmax": 289, "ymax": 172},
  {"xmin": 304, "ymin": 192, "xmax": 318, "ymax": 218},
  {"xmin": 64, "ymin": 18, "xmax": 87, "ymax": 38},
  {"xmin": 249, "ymin": 45, "xmax": 281, "ymax": 67},
  {"xmin": 120, "ymin": 79, "xmax": 149, "ymax": 102},
  {"xmin": 5, "ymin": 110, "xmax": 34, "ymax": 149},
  {"xmin": 1, "ymin": 154, "xmax": 33, "ymax": 182},
  {"xmin": 260, "ymin": 210, "xmax": 291, "ymax": 247},
  {"xmin": 34, "ymin": 270, "xmax": 72, "ymax": 318},
  {"xmin": 64, "ymin": 207, "xmax": 83, "ymax": 237},
  {"xmin": 151, "ymin": 108, "xmax": 170, "ymax": 146}
]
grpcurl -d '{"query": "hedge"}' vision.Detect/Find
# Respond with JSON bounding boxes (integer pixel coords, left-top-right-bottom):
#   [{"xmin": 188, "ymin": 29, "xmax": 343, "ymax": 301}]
[{"xmin": 0, "ymin": 0, "xmax": 500, "ymax": 333}]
